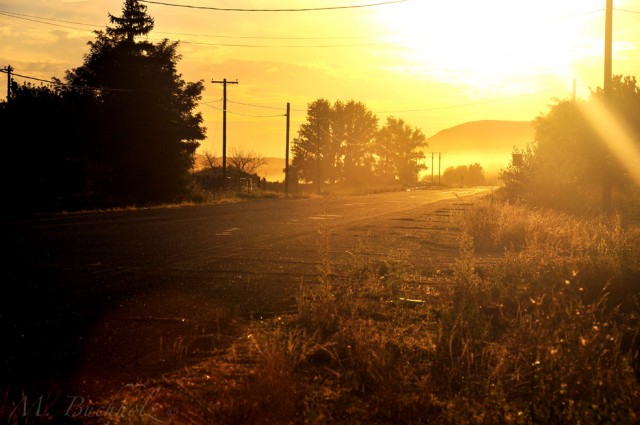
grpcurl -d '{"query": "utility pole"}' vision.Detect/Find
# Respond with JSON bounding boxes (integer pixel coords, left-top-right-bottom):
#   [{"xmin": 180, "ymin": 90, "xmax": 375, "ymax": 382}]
[
  {"xmin": 604, "ymin": 0, "xmax": 613, "ymax": 99},
  {"xmin": 211, "ymin": 78, "xmax": 238, "ymax": 183},
  {"xmin": 603, "ymin": 0, "xmax": 613, "ymax": 214},
  {"xmin": 431, "ymin": 152, "xmax": 434, "ymax": 184},
  {"xmin": 438, "ymin": 152, "xmax": 441, "ymax": 186},
  {"xmin": 316, "ymin": 119, "xmax": 321, "ymax": 195},
  {"xmin": 2, "ymin": 65, "xmax": 13, "ymax": 102},
  {"xmin": 285, "ymin": 102, "xmax": 291, "ymax": 195}
]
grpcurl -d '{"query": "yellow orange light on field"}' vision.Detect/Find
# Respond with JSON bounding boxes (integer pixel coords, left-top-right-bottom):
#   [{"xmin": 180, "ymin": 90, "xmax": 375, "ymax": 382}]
[{"xmin": 579, "ymin": 98, "xmax": 640, "ymax": 186}]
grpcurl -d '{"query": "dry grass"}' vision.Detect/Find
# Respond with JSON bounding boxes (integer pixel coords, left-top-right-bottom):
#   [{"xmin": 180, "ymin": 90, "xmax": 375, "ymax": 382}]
[{"xmin": 75, "ymin": 199, "xmax": 640, "ymax": 424}]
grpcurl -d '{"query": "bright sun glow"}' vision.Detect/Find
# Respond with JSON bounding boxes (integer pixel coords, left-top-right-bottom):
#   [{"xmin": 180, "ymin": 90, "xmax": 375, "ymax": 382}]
[
  {"xmin": 579, "ymin": 97, "xmax": 640, "ymax": 186},
  {"xmin": 375, "ymin": 1, "xmax": 603, "ymax": 90}
]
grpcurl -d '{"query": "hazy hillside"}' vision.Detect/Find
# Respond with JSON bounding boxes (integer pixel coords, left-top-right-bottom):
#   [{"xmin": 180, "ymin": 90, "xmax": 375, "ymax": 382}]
[
  {"xmin": 425, "ymin": 120, "xmax": 534, "ymax": 153},
  {"xmin": 258, "ymin": 158, "xmax": 286, "ymax": 181},
  {"xmin": 422, "ymin": 120, "xmax": 535, "ymax": 184}
]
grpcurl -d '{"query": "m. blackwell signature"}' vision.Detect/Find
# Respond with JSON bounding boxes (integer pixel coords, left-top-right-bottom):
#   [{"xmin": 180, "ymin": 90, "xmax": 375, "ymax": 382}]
[{"xmin": 9, "ymin": 384, "xmax": 178, "ymax": 422}]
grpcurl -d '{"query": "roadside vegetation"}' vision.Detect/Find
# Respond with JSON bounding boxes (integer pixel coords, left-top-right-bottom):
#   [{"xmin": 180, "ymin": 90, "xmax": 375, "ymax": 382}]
[{"xmin": 86, "ymin": 197, "xmax": 639, "ymax": 424}]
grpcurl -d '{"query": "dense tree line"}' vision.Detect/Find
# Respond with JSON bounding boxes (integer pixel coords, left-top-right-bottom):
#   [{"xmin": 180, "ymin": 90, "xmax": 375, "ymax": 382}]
[
  {"xmin": 292, "ymin": 99, "xmax": 428, "ymax": 188},
  {"xmin": 443, "ymin": 163, "xmax": 487, "ymax": 187},
  {"xmin": 0, "ymin": 0, "xmax": 205, "ymax": 214},
  {"xmin": 500, "ymin": 75, "xmax": 640, "ymax": 214}
]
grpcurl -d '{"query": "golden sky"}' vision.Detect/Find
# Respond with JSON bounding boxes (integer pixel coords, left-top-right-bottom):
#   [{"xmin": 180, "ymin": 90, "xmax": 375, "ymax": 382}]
[{"xmin": 1, "ymin": 0, "xmax": 639, "ymax": 167}]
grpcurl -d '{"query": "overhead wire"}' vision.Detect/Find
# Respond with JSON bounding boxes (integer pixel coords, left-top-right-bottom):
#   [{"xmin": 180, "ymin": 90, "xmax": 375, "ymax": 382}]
[
  {"xmin": 138, "ymin": 0, "xmax": 408, "ymax": 12},
  {"xmin": 200, "ymin": 98, "xmax": 223, "ymax": 105},
  {"xmin": 0, "ymin": 10, "xmax": 100, "ymax": 27},
  {"xmin": 0, "ymin": 5, "xmax": 599, "ymax": 117},
  {"xmin": 227, "ymin": 99, "xmax": 290, "ymax": 111},
  {"xmin": 0, "ymin": 7, "xmax": 619, "ymax": 49},
  {"xmin": 0, "ymin": 70, "xmax": 56, "ymax": 85},
  {"xmin": 5, "ymin": 67, "xmax": 570, "ymax": 117},
  {"xmin": 0, "ymin": 9, "xmax": 384, "ymax": 41},
  {"xmin": 0, "ymin": 9, "xmax": 396, "ymax": 48},
  {"xmin": 614, "ymin": 8, "xmax": 640, "ymax": 14},
  {"xmin": 1, "ymin": 69, "xmax": 136, "ymax": 92},
  {"xmin": 230, "ymin": 83, "xmax": 568, "ymax": 117},
  {"xmin": 177, "ymin": 39, "xmax": 392, "ymax": 48},
  {"xmin": 0, "ymin": 10, "xmax": 95, "ymax": 33},
  {"xmin": 203, "ymin": 103, "xmax": 286, "ymax": 118}
]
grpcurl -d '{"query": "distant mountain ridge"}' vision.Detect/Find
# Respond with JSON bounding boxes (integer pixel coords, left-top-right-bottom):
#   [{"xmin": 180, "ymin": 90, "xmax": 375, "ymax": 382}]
[{"xmin": 425, "ymin": 120, "xmax": 534, "ymax": 153}]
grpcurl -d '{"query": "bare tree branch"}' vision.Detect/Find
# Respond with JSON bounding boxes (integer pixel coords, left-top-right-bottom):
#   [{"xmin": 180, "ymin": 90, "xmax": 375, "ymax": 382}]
[{"xmin": 228, "ymin": 147, "xmax": 267, "ymax": 176}]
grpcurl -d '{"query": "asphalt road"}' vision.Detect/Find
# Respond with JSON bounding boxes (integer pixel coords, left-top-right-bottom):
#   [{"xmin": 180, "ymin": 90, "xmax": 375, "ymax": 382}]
[{"xmin": 0, "ymin": 187, "xmax": 491, "ymax": 393}]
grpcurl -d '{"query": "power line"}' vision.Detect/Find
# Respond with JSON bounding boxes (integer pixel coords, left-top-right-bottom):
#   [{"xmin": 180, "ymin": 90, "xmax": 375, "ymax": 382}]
[
  {"xmin": 203, "ymin": 103, "xmax": 285, "ymax": 118},
  {"xmin": 139, "ymin": 0, "xmax": 408, "ymax": 12},
  {"xmin": 0, "ymin": 8, "xmax": 616, "ymax": 49},
  {"xmin": 0, "ymin": 70, "xmax": 55, "ymax": 85},
  {"xmin": 200, "ymin": 98, "xmax": 223, "ymax": 105},
  {"xmin": 0, "ymin": 10, "xmax": 99, "ymax": 27},
  {"xmin": 0, "ymin": 10, "xmax": 393, "ymax": 48},
  {"xmin": 614, "ymin": 8, "xmax": 640, "ymax": 14},
  {"xmin": 0, "ymin": 11, "xmax": 95, "ymax": 32},
  {"xmin": 0, "ymin": 69, "xmax": 136, "ymax": 92},
  {"xmin": 158, "ymin": 32, "xmax": 376, "ymax": 41},
  {"xmin": 231, "ymin": 84, "xmax": 567, "ymax": 125},
  {"xmin": 177, "ymin": 39, "xmax": 391, "ymax": 48},
  {"xmin": 0, "ymin": 9, "xmax": 384, "ymax": 40},
  {"xmin": 227, "ymin": 99, "xmax": 289, "ymax": 111}
]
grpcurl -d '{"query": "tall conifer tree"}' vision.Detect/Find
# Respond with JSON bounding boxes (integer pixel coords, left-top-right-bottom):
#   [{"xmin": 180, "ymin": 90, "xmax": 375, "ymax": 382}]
[{"xmin": 64, "ymin": 0, "xmax": 206, "ymax": 205}]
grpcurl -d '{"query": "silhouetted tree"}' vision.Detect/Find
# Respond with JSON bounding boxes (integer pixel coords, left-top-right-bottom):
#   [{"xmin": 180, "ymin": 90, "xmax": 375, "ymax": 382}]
[
  {"xmin": 228, "ymin": 146, "xmax": 267, "ymax": 176},
  {"xmin": 64, "ymin": 0, "xmax": 206, "ymax": 205},
  {"xmin": 292, "ymin": 99, "xmax": 333, "ymax": 187},
  {"xmin": 373, "ymin": 116, "xmax": 427, "ymax": 184},
  {"xmin": 106, "ymin": 0, "xmax": 154, "ymax": 43},
  {"xmin": 200, "ymin": 150, "xmax": 218, "ymax": 171},
  {"xmin": 292, "ymin": 100, "xmax": 428, "ymax": 188},
  {"xmin": 499, "ymin": 143, "xmax": 537, "ymax": 202},
  {"xmin": 467, "ymin": 163, "xmax": 487, "ymax": 186},
  {"xmin": 0, "ymin": 81, "xmax": 97, "ymax": 214},
  {"xmin": 333, "ymin": 100, "xmax": 378, "ymax": 184},
  {"xmin": 443, "ymin": 163, "xmax": 486, "ymax": 186}
]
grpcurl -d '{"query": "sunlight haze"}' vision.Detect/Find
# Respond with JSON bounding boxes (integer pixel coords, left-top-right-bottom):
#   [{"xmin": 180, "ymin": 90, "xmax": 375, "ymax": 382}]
[{"xmin": 1, "ymin": 0, "xmax": 639, "ymax": 170}]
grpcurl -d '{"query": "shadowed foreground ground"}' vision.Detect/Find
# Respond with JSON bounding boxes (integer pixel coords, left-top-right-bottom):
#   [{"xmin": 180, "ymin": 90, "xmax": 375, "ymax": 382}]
[{"xmin": 0, "ymin": 188, "xmax": 490, "ymax": 407}]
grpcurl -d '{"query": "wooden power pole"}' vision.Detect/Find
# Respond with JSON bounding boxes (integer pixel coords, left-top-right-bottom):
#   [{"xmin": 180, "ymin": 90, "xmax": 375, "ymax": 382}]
[
  {"xmin": 431, "ymin": 152, "xmax": 434, "ymax": 184},
  {"xmin": 2, "ymin": 65, "xmax": 12, "ymax": 102},
  {"xmin": 285, "ymin": 102, "xmax": 291, "ymax": 195},
  {"xmin": 211, "ymin": 78, "xmax": 238, "ymax": 183},
  {"xmin": 438, "ymin": 152, "xmax": 441, "ymax": 186},
  {"xmin": 603, "ymin": 0, "xmax": 613, "ymax": 214}
]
